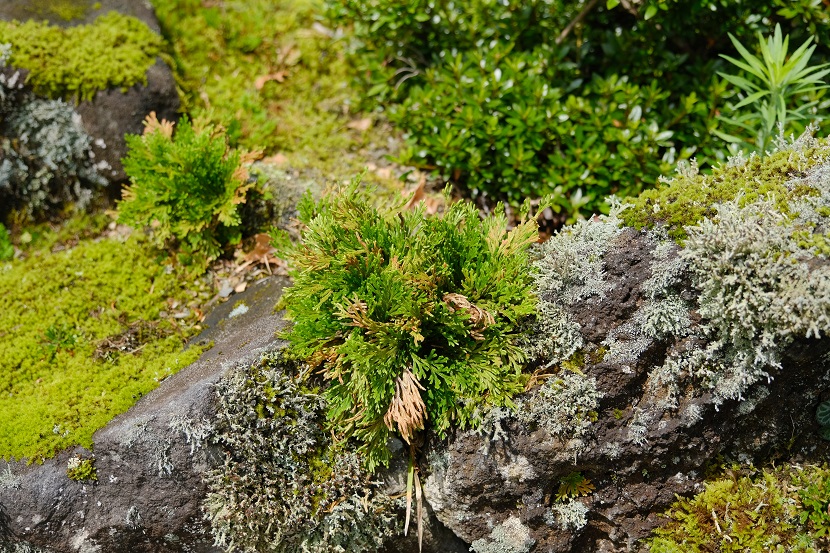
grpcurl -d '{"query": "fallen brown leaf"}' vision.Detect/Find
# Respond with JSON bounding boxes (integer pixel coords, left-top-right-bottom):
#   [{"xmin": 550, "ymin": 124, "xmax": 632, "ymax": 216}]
[{"xmin": 347, "ymin": 117, "xmax": 372, "ymax": 132}]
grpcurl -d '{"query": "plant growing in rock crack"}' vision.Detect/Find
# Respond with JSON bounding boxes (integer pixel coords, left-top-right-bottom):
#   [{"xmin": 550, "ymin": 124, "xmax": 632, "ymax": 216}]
[
  {"xmin": 118, "ymin": 112, "xmax": 259, "ymax": 268},
  {"xmin": 276, "ymin": 178, "xmax": 541, "ymax": 472},
  {"xmin": 66, "ymin": 455, "xmax": 96, "ymax": 482}
]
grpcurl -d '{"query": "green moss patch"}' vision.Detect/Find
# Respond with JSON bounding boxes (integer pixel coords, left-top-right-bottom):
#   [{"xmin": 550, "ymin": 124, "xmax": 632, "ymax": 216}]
[
  {"xmin": 0, "ymin": 11, "xmax": 162, "ymax": 101},
  {"xmin": 648, "ymin": 465, "xmax": 830, "ymax": 552},
  {"xmin": 0, "ymin": 233, "xmax": 207, "ymax": 462},
  {"xmin": 151, "ymin": 0, "xmax": 400, "ymax": 183},
  {"xmin": 623, "ymin": 138, "xmax": 830, "ymax": 241}
]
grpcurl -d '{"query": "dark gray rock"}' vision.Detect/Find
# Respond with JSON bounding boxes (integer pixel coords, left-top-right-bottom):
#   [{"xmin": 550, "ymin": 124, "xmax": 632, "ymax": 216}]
[
  {"xmin": 0, "ymin": 0, "xmax": 180, "ymax": 190},
  {"xmin": 76, "ymin": 58, "xmax": 180, "ymax": 186},
  {"xmin": 419, "ymin": 226, "xmax": 830, "ymax": 553},
  {"xmin": 0, "ymin": 277, "xmax": 289, "ymax": 553}
]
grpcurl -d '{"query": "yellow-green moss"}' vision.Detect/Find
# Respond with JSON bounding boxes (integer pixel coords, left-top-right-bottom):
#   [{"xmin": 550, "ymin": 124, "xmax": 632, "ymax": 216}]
[
  {"xmin": 0, "ymin": 232, "xmax": 207, "ymax": 462},
  {"xmin": 648, "ymin": 465, "xmax": 830, "ymax": 552},
  {"xmin": 151, "ymin": 0, "xmax": 402, "ymax": 186},
  {"xmin": 0, "ymin": 12, "xmax": 162, "ymax": 101},
  {"xmin": 623, "ymin": 140, "xmax": 830, "ymax": 241}
]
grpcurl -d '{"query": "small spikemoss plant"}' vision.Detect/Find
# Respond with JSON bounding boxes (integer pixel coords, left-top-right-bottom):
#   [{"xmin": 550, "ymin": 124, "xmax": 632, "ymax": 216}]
[
  {"xmin": 118, "ymin": 113, "xmax": 256, "ymax": 266},
  {"xmin": 66, "ymin": 455, "xmax": 97, "ymax": 482},
  {"xmin": 0, "ymin": 232, "xmax": 206, "ymax": 462},
  {"xmin": 278, "ymin": 179, "xmax": 539, "ymax": 470},
  {"xmin": 648, "ymin": 465, "xmax": 830, "ymax": 552},
  {"xmin": 0, "ymin": 12, "xmax": 162, "ymax": 101}
]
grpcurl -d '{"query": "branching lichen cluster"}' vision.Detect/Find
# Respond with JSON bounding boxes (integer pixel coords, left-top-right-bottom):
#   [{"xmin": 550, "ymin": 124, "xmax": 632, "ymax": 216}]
[
  {"xmin": 204, "ymin": 352, "xmax": 397, "ymax": 553},
  {"xmin": 1, "ymin": 44, "xmax": 106, "ymax": 221}
]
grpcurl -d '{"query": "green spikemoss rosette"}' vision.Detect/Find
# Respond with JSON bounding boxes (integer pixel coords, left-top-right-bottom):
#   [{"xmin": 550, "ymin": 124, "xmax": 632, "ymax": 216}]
[{"xmin": 278, "ymin": 179, "xmax": 539, "ymax": 471}]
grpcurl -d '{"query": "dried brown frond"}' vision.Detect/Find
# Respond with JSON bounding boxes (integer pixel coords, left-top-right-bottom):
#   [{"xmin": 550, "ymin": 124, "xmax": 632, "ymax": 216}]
[
  {"xmin": 384, "ymin": 367, "xmax": 428, "ymax": 443},
  {"xmin": 231, "ymin": 149, "xmax": 264, "ymax": 196},
  {"xmin": 443, "ymin": 293, "xmax": 495, "ymax": 340},
  {"xmin": 142, "ymin": 111, "xmax": 174, "ymax": 138}
]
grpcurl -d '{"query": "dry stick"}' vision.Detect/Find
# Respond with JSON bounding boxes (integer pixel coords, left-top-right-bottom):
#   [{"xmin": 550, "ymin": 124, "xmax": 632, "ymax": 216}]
[{"xmin": 555, "ymin": 0, "xmax": 602, "ymax": 45}]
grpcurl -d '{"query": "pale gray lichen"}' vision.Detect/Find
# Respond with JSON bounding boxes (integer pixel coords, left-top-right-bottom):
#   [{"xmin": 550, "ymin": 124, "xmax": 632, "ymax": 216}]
[
  {"xmin": 679, "ymin": 197, "xmax": 830, "ymax": 406},
  {"xmin": 518, "ymin": 372, "xmax": 602, "ymax": 452},
  {"xmin": 470, "ymin": 515, "xmax": 535, "ymax": 553},
  {"xmin": 522, "ymin": 200, "xmax": 629, "ymax": 364},
  {"xmin": 0, "ymin": 462, "xmax": 19, "ymax": 489},
  {"xmin": 168, "ymin": 415, "xmax": 213, "ymax": 456},
  {"xmin": 203, "ymin": 351, "xmax": 397, "ymax": 553},
  {"xmin": 546, "ymin": 499, "xmax": 589, "ymax": 531},
  {"xmin": 0, "ymin": 44, "xmax": 106, "ymax": 219}
]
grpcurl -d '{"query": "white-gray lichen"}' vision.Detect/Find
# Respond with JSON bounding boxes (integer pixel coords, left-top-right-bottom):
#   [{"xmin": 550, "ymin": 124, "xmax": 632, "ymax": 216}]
[
  {"xmin": 518, "ymin": 372, "xmax": 602, "ymax": 452},
  {"xmin": 203, "ymin": 351, "xmax": 397, "ymax": 553},
  {"xmin": 470, "ymin": 515, "xmax": 535, "ymax": 553},
  {"xmin": 522, "ymin": 200, "xmax": 629, "ymax": 365},
  {"xmin": 546, "ymin": 499, "xmax": 589, "ymax": 531},
  {"xmin": 1, "ymin": 45, "xmax": 106, "ymax": 218}
]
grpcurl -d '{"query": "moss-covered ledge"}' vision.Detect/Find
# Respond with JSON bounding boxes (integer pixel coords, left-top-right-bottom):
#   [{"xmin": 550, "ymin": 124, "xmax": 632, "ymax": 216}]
[{"xmin": 0, "ymin": 11, "xmax": 162, "ymax": 102}]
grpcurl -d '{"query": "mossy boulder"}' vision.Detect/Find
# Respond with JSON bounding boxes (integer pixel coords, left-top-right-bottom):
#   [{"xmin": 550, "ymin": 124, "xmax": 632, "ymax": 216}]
[{"xmin": 0, "ymin": 1, "xmax": 179, "ymax": 205}]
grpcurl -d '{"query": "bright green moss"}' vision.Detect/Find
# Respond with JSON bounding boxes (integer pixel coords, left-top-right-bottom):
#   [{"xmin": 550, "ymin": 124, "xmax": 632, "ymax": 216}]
[
  {"xmin": 0, "ymin": 12, "xmax": 162, "ymax": 101},
  {"xmin": 623, "ymin": 138, "xmax": 830, "ymax": 241},
  {"xmin": 150, "ymin": 0, "xmax": 400, "ymax": 185},
  {"xmin": 648, "ymin": 465, "xmax": 830, "ymax": 552},
  {"xmin": 0, "ymin": 233, "xmax": 206, "ymax": 462}
]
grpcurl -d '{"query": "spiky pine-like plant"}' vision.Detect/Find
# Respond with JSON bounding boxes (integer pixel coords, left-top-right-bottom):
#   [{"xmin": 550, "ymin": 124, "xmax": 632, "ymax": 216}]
[{"xmin": 278, "ymin": 179, "xmax": 539, "ymax": 471}]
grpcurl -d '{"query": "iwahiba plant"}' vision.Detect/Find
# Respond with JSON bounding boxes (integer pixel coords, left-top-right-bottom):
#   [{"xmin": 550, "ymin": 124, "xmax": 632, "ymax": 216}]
[
  {"xmin": 118, "ymin": 113, "xmax": 256, "ymax": 267},
  {"xmin": 278, "ymin": 179, "xmax": 539, "ymax": 470},
  {"xmin": 0, "ymin": 11, "xmax": 161, "ymax": 102}
]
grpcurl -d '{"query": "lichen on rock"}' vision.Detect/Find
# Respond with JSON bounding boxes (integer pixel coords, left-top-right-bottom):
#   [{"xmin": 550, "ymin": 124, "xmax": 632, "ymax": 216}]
[{"xmin": 203, "ymin": 351, "xmax": 398, "ymax": 552}]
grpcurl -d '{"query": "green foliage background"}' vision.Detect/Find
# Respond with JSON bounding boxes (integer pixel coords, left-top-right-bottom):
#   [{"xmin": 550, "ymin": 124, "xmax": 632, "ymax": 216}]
[{"xmin": 328, "ymin": 0, "xmax": 830, "ymax": 215}]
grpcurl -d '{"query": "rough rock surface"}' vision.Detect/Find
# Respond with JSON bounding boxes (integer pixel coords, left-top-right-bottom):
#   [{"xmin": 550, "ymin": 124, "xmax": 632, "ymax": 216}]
[
  {"xmin": 421, "ymin": 227, "xmax": 830, "ymax": 553},
  {"xmin": 1, "ymin": 226, "xmax": 828, "ymax": 552},
  {"xmin": 0, "ymin": 277, "xmax": 288, "ymax": 553},
  {"xmin": 0, "ymin": 0, "xmax": 180, "ymax": 187}
]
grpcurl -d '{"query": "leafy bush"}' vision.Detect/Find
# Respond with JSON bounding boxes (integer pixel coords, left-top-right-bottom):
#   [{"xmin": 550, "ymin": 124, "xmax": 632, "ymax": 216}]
[
  {"xmin": 329, "ymin": 0, "xmax": 830, "ymax": 214},
  {"xmin": 394, "ymin": 46, "xmax": 674, "ymax": 209},
  {"xmin": 0, "ymin": 12, "xmax": 162, "ymax": 102},
  {"xmin": 278, "ymin": 179, "xmax": 539, "ymax": 470},
  {"xmin": 118, "ymin": 113, "xmax": 254, "ymax": 265}
]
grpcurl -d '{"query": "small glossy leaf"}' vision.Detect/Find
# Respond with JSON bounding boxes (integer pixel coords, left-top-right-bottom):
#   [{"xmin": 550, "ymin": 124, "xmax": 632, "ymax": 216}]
[{"xmin": 816, "ymin": 400, "xmax": 830, "ymax": 426}]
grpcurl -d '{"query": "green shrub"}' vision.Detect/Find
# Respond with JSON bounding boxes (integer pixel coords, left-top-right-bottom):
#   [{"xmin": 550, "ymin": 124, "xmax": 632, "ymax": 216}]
[
  {"xmin": 278, "ymin": 179, "xmax": 539, "ymax": 470},
  {"xmin": 329, "ymin": 0, "xmax": 830, "ymax": 213},
  {"xmin": 394, "ymin": 46, "xmax": 674, "ymax": 210},
  {"xmin": 0, "ymin": 12, "xmax": 162, "ymax": 102},
  {"xmin": 118, "ymin": 114, "xmax": 253, "ymax": 266}
]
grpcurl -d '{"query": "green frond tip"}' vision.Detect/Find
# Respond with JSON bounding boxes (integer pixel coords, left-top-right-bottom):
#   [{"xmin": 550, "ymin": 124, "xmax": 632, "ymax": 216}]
[{"xmin": 279, "ymin": 179, "xmax": 539, "ymax": 471}]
